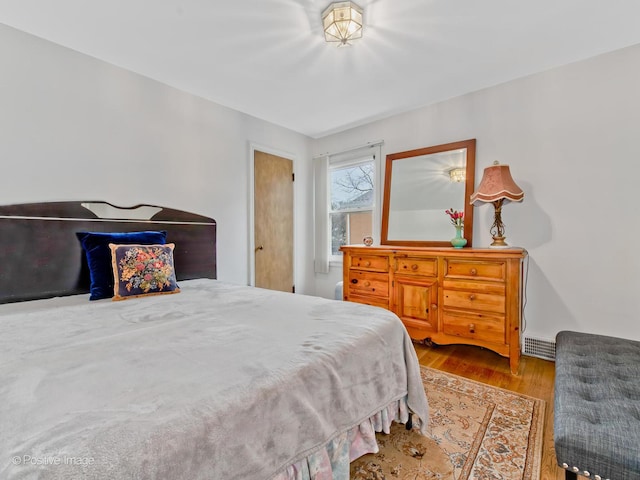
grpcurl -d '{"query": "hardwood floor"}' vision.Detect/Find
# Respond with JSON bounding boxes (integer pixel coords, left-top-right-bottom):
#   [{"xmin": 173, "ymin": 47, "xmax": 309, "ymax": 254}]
[{"xmin": 414, "ymin": 342, "xmax": 565, "ymax": 480}]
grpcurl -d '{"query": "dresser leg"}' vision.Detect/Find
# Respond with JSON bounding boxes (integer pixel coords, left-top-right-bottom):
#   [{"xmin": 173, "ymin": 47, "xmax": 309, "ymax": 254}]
[{"xmin": 509, "ymin": 352, "xmax": 521, "ymax": 375}]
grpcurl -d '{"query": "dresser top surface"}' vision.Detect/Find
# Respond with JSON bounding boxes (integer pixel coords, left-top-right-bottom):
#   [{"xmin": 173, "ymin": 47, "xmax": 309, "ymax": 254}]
[{"xmin": 340, "ymin": 245, "xmax": 527, "ymax": 258}]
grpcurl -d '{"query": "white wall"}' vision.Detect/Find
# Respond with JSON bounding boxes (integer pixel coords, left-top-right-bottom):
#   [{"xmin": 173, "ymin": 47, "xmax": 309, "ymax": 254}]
[
  {"xmin": 3, "ymin": 22, "xmax": 640, "ymax": 342},
  {"xmin": 313, "ymin": 43, "xmax": 640, "ymax": 342},
  {"xmin": 0, "ymin": 24, "xmax": 315, "ymax": 293}
]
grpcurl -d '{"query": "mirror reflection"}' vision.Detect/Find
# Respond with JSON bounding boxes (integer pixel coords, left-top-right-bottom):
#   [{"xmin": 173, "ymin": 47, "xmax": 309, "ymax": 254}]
[
  {"xmin": 381, "ymin": 139, "xmax": 476, "ymax": 247},
  {"xmin": 388, "ymin": 150, "xmax": 466, "ymax": 240}
]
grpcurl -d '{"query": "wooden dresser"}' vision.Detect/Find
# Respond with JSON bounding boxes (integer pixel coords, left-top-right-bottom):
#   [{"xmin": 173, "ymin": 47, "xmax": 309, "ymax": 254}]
[{"xmin": 340, "ymin": 245, "xmax": 527, "ymax": 374}]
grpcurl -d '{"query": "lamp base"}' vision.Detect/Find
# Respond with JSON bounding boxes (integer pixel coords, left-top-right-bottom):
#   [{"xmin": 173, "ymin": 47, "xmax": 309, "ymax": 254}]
[{"xmin": 489, "ymin": 236, "xmax": 509, "ymax": 248}]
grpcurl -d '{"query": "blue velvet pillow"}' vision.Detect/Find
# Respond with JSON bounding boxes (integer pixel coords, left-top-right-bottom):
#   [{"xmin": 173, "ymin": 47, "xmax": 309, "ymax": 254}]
[
  {"xmin": 109, "ymin": 243, "xmax": 180, "ymax": 300},
  {"xmin": 76, "ymin": 230, "xmax": 167, "ymax": 300}
]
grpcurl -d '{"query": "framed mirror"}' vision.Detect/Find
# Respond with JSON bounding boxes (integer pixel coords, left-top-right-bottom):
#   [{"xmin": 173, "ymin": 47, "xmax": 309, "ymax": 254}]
[{"xmin": 381, "ymin": 139, "xmax": 476, "ymax": 247}]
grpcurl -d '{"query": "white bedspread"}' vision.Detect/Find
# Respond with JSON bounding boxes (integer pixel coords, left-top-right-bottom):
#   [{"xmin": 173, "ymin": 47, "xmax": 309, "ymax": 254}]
[{"xmin": 0, "ymin": 279, "xmax": 428, "ymax": 479}]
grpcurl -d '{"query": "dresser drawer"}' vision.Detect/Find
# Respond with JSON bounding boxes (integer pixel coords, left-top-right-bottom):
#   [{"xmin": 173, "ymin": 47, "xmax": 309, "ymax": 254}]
[
  {"xmin": 443, "ymin": 289, "xmax": 505, "ymax": 314},
  {"xmin": 442, "ymin": 280, "xmax": 505, "ymax": 295},
  {"xmin": 442, "ymin": 310, "xmax": 506, "ymax": 344},
  {"xmin": 395, "ymin": 257, "xmax": 437, "ymax": 277},
  {"xmin": 445, "ymin": 260, "xmax": 505, "ymax": 281},
  {"xmin": 347, "ymin": 271, "xmax": 389, "ymax": 297},
  {"xmin": 349, "ymin": 254, "xmax": 389, "ymax": 272},
  {"xmin": 348, "ymin": 294, "xmax": 389, "ymax": 310}
]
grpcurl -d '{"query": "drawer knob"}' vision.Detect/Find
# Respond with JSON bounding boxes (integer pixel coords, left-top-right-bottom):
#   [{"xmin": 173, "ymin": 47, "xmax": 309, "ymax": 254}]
[
  {"xmin": 431, "ymin": 303, "xmax": 438, "ymax": 310},
  {"xmin": 411, "ymin": 264, "xmax": 418, "ymax": 271},
  {"xmin": 364, "ymin": 281, "xmax": 371, "ymax": 287},
  {"xmin": 364, "ymin": 261, "xmax": 371, "ymax": 267},
  {"xmin": 469, "ymin": 323, "xmax": 476, "ymax": 333},
  {"xmin": 351, "ymin": 279, "xmax": 358, "ymax": 284},
  {"xmin": 469, "ymin": 294, "xmax": 476, "ymax": 301},
  {"xmin": 470, "ymin": 268, "xmax": 477, "ymax": 275}
]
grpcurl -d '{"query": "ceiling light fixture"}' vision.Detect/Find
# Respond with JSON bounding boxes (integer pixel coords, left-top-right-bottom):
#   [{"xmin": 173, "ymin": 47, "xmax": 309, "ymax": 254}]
[{"xmin": 322, "ymin": 1, "xmax": 363, "ymax": 46}]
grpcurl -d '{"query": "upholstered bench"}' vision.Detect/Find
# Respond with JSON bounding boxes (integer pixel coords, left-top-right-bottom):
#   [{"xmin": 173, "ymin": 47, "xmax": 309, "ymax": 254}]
[{"xmin": 554, "ymin": 331, "xmax": 640, "ymax": 480}]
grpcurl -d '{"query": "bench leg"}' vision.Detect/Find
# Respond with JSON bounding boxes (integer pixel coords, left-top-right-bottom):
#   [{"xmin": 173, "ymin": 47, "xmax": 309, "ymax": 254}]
[{"xmin": 565, "ymin": 471, "xmax": 577, "ymax": 480}]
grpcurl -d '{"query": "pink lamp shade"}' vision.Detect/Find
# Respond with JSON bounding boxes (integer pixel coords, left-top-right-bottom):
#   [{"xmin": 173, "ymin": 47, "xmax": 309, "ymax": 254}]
[
  {"xmin": 470, "ymin": 162, "xmax": 524, "ymax": 248},
  {"xmin": 470, "ymin": 163, "xmax": 524, "ymax": 205}
]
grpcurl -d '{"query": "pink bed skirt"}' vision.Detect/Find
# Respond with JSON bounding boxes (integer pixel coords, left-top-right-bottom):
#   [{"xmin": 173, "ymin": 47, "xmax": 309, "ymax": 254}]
[{"xmin": 272, "ymin": 396, "xmax": 413, "ymax": 480}]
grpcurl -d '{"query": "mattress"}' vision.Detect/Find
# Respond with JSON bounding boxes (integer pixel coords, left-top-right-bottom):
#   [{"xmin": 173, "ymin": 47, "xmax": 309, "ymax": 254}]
[{"xmin": 0, "ymin": 279, "xmax": 429, "ymax": 479}]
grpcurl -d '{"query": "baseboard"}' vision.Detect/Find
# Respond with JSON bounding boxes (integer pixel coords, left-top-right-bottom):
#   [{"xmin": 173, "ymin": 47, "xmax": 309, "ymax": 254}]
[{"xmin": 523, "ymin": 336, "xmax": 556, "ymax": 361}]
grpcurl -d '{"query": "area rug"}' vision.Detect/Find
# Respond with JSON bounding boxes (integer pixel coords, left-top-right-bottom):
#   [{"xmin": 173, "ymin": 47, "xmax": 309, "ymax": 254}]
[{"xmin": 350, "ymin": 367, "xmax": 545, "ymax": 480}]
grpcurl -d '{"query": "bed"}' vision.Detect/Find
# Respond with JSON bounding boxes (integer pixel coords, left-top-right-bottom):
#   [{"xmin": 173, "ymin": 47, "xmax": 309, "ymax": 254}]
[{"xmin": 0, "ymin": 201, "xmax": 429, "ymax": 480}]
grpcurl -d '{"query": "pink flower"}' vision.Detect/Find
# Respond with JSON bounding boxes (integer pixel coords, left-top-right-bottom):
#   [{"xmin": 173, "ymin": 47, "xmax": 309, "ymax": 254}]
[
  {"xmin": 144, "ymin": 274, "xmax": 152, "ymax": 281},
  {"xmin": 136, "ymin": 263, "xmax": 145, "ymax": 271},
  {"xmin": 445, "ymin": 209, "xmax": 464, "ymax": 227}
]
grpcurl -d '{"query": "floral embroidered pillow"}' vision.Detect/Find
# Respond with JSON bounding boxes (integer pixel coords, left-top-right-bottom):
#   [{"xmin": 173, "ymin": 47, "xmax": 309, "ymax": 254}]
[
  {"xmin": 76, "ymin": 230, "xmax": 168, "ymax": 300},
  {"xmin": 109, "ymin": 243, "xmax": 180, "ymax": 301}
]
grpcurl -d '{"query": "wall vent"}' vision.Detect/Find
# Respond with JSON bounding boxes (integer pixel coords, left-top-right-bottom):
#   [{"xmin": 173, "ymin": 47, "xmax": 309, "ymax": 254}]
[{"xmin": 523, "ymin": 336, "xmax": 556, "ymax": 361}]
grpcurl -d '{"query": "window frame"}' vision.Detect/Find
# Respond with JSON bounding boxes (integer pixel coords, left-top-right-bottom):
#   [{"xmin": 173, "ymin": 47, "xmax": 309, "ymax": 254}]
[{"xmin": 328, "ymin": 153, "xmax": 379, "ymax": 263}]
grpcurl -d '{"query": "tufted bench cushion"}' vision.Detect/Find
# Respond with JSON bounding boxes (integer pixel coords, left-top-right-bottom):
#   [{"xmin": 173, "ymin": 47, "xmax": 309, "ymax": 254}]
[{"xmin": 554, "ymin": 331, "xmax": 640, "ymax": 480}]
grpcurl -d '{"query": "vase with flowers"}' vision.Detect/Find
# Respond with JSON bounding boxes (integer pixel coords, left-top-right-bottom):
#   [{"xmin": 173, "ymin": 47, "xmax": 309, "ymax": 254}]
[{"xmin": 445, "ymin": 208, "xmax": 467, "ymax": 248}]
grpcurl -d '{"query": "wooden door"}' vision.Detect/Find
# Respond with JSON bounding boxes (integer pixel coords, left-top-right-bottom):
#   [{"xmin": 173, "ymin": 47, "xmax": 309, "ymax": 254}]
[
  {"xmin": 394, "ymin": 276, "xmax": 438, "ymax": 339},
  {"xmin": 254, "ymin": 151, "xmax": 294, "ymax": 292}
]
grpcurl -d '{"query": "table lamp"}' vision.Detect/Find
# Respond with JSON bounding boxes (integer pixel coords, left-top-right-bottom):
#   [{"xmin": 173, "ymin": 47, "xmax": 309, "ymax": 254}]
[{"xmin": 470, "ymin": 161, "xmax": 524, "ymax": 248}]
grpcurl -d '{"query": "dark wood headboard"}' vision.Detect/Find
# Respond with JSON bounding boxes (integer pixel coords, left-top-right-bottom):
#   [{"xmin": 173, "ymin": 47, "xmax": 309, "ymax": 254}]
[{"xmin": 0, "ymin": 201, "xmax": 217, "ymax": 303}]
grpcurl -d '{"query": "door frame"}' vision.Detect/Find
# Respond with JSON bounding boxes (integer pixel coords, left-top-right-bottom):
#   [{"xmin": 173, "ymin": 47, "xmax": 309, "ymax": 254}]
[{"xmin": 248, "ymin": 142, "xmax": 297, "ymax": 288}]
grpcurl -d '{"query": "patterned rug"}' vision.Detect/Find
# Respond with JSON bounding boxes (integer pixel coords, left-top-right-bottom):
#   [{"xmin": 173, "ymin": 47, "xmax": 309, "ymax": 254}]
[{"xmin": 351, "ymin": 367, "xmax": 545, "ymax": 480}]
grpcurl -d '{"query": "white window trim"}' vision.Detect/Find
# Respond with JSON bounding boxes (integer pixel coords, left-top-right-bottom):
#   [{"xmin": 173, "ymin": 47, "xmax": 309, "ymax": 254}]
[
  {"xmin": 328, "ymin": 159, "xmax": 375, "ymax": 262},
  {"xmin": 314, "ymin": 142, "xmax": 383, "ymax": 273}
]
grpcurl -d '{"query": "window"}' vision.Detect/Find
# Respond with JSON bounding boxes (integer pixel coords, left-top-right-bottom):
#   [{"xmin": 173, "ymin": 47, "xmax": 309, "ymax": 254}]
[
  {"xmin": 329, "ymin": 159, "xmax": 375, "ymax": 256},
  {"xmin": 313, "ymin": 143, "xmax": 381, "ymax": 273}
]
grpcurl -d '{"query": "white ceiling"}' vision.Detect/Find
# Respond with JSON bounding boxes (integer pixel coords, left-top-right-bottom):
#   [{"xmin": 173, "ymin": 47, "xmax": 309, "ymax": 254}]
[{"xmin": 2, "ymin": 0, "xmax": 640, "ymax": 138}]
